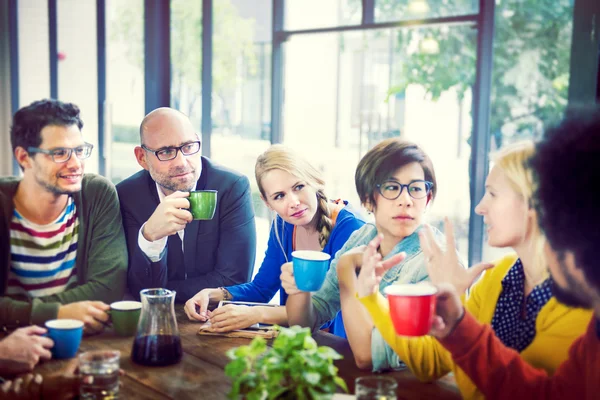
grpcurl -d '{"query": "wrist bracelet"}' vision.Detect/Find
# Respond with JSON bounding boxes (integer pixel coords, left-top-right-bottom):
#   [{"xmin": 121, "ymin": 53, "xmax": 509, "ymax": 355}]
[{"xmin": 219, "ymin": 287, "xmax": 232, "ymax": 301}]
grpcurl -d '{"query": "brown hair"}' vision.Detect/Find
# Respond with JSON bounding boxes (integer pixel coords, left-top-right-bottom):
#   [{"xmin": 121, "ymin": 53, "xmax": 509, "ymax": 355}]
[
  {"xmin": 256, "ymin": 144, "xmax": 332, "ymax": 250},
  {"xmin": 355, "ymin": 138, "xmax": 437, "ymax": 208}
]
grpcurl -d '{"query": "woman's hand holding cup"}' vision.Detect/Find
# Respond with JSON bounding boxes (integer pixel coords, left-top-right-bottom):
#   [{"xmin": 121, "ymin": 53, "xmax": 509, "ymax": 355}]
[{"xmin": 280, "ymin": 262, "xmax": 302, "ymax": 295}]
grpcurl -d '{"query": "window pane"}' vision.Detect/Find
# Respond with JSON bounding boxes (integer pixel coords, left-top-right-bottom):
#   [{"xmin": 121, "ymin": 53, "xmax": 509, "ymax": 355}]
[
  {"xmin": 482, "ymin": 0, "xmax": 574, "ymax": 262},
  {"xmin": 210, "ymin": 0, "xmax": 274, "ymax": 289},
  {"xmin": 375, "ymin": 0, "xmax": 478, "ymax": 23},
  {"xmin": 171, "ymin": 0, "xmax": 202, "ymax": 127},
  {"xmin": 284, "ymin": 0, "xmax": 361, "ymax": 31},
  {"xmin": 57, "ymin": 0, "xmax": 99, "ymax": 173},
  {"xmin": 282, "ymin": 26, "xmax": 476, "ymax": 262},
  {"xmin": 18, "ymin": 0, "xmax": 50, "ymax": 106},
  {"xmin": 106, "ymin": 0, "xmax": 145, "ymax": 183}
]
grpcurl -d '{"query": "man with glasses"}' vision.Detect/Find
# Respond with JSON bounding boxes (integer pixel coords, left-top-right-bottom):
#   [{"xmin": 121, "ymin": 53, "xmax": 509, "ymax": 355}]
[
  {"xmin": 0, "ymin": 99, "xmax": 127, "ymax": 332},
  {"xmin": 116, "ymin": 107, "xmax": 256, "ymax": 303}
]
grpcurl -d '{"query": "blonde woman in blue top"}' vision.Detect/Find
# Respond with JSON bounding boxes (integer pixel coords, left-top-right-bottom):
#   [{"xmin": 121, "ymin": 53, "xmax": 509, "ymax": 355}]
[{"xmin": 184, "ymin": 144, "xmax": 365, "ymax": 335}]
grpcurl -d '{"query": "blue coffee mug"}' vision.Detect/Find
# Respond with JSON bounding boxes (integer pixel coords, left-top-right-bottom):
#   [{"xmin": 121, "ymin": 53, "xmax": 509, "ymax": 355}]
[
  {"xmin": 292, "ymin": 250, "xmax": 331, "ymax": 292},
  {"xmin": 45, "ymin": 319, "xmax": 84, "ymax": 359}
]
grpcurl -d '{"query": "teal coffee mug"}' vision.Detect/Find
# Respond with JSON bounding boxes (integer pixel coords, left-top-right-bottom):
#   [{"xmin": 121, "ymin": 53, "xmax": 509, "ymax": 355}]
[
  {"xmin": 189, "ymin": 190, "xmax": 217, "ymax": 220},
  {"xmin": 292, "ymin": 250, "xmax": 331, "ymax": 292}
]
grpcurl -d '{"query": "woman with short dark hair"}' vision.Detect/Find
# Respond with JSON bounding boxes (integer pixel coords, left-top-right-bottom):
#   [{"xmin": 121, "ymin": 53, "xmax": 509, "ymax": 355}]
[{"xmin": 282, "ymin": 138, "xmax": 448, "ymax": 371}]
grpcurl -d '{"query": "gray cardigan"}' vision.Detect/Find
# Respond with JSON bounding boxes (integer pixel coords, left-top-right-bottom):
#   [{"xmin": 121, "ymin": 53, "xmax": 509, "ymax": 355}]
[{"xmin": 0, "ymin": 174, "xmax": 128, "ymax": 329}]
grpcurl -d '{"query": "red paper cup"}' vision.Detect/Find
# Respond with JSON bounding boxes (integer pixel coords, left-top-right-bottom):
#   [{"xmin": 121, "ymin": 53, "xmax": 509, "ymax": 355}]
[{"xmin": 384, "ymin": 284, "xmax": 437, "ymax": 337}]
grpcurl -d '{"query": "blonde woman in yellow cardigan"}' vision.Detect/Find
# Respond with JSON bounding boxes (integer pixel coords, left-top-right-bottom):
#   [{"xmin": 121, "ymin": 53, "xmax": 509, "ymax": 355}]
[{"xmin": 356, "ymin": 141, "xmax": 592, "ymax": 399}]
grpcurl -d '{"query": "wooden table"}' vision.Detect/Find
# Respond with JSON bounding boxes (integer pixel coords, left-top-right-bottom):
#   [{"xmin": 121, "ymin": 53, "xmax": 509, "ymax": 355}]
[{"xmin": 34, "ymin": 308, "xmax": 460, "ymax": 399}]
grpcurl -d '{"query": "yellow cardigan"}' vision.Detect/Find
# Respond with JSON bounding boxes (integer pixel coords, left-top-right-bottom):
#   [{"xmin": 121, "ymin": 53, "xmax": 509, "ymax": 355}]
[{"xmin": 359, "ymin": 254, "xmax": 592, "ymax": 400}]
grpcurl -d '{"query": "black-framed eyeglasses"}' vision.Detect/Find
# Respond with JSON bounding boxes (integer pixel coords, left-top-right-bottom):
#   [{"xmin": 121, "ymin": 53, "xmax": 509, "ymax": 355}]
[
  {"xmin": 27, "ymin": 143, "xmax": 94, "ymax": 163},
  {"xmin": 141, "ymin": 141, "xmax": 201, "ymax": 161},
  {"xmin": 376, "ymin": 179, "xmax": 433, "ymax": 200}
]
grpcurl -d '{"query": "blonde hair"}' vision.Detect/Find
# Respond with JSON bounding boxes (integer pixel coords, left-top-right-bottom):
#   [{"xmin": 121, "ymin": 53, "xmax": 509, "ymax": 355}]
[
  {"xmin": 255, "ymin": 145, "xmax": 333, "ymax": 256},
  {"xmin": 492, "ymin": 141, "xmax": 547, "ymax": 280}
]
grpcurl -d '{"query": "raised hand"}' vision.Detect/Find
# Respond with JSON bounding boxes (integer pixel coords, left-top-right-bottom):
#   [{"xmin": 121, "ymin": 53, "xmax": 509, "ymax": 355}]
[
  {"xmin": 184, "ymin": 288, "xmax": 222, "ymax": 321},
  {"xmin": 355, "ymin": 234, "xmax": 406, "ymax": 298},
  {"xmin": 142, "ymin": 191, "xmax": 192, "ymax": 242},
  {"xmin": 0, "ymin": 326, "xmax": 53, "ymax": 374},
  {"xmin": 429, "ymin": 283, "xmax": 465, "ymax": 339},
  {"xmin": 419, "ymin": 218, "xmax": 494, "ymax": 295}
]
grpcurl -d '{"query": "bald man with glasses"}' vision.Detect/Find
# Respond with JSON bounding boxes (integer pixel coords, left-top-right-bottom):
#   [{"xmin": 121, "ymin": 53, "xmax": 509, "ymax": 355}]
[
  {"xmin": 116, "ymin": 108, "xmax": 256, "ymax": 303},
  {"xmin": 0, "ymin": 99, "xmax": 127, "ymax": 333}
]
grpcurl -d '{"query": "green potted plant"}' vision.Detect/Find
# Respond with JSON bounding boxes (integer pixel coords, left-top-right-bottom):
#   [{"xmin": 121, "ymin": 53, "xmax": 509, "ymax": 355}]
[{"xmin": 225, "ymin": 326, "xmax": 348, "ymax": 399}]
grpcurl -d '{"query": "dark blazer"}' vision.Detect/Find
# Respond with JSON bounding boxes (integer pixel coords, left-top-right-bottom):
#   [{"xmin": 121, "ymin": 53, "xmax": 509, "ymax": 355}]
[{"xmin": 116, "ymin": 157, "xmax": 256, "ymax": 302}]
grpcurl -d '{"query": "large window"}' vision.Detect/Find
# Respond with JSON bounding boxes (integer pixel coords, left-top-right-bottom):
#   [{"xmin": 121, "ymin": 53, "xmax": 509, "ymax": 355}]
[
  {"xmin": 490, "ymin": 0, "xmax": 574, "ymax": 150},
  {"xmin": 282, "ymin": 25, "xmax": 476, "ymax": 261},
  {"xmin": 8, "ymin": 0, "xmax": 594, "ymax": 270},
  {"xmin": 57, "ymin": 0, "xmax": 99, "ymax": 174},
  {"xmin": 482, "ymin": 0, "xmax": 574, "ymax": 262},
  {"xmin": 211, "ymin": 0, "xmax": 273, "ymax": 282},
  {"xmin": 106, "ymin": 0, "xmax": 145, "ymax": 183},
  {"xmin": 171, "ymin": 0, "xmax": 202, "ymax": 127}
]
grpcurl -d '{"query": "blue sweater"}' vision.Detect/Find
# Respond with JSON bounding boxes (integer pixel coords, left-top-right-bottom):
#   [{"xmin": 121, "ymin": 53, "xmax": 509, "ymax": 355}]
[{"xmin": 226, "ymin": 205, "xmax": 365, "ymax": 337}]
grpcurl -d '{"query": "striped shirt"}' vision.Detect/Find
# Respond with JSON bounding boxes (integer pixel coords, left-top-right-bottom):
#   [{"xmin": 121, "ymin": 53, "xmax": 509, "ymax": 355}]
[{"xmin": 8, "ymin": 197, "xmax": 79, "ymax": 297}]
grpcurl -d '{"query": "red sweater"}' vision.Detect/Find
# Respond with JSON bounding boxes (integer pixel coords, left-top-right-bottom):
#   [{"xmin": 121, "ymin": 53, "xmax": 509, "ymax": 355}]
[{"xmin": 439, "ymin": 311, "xmax": 598, "ymax": 399}]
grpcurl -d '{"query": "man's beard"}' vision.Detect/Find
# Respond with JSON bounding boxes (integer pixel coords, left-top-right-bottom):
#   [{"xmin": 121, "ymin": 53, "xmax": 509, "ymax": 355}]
[
  {"xmin": 550, "ymin": 255, "xmax": 592, "ymax": 309},
  {"xmin": 550, "ymin": 279, "xmax": 589, "ymax": 308},
  {"xmin": 152, "ymin": 166, "xmax": 197, "ymax": 193},
  {"xmin": 36, "ymin": 175, "xmax": 81, "ymax": 195},
  {"xmin": 157, "ymin": 179, "xmax": 196, "ymax": 193}
]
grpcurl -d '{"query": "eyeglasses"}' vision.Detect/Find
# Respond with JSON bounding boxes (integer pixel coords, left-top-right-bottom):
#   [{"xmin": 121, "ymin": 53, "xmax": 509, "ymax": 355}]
[
  {"xmin": 27, "ymin": 143, "xmax": 94, "ymax": 163},
  {"xmin": 141, "ymin": 141, "xmax": 201, "ymax": 161},
  {"xmin": 376, "ymin": 180, "xmax": 433, "ymax": 200}
]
